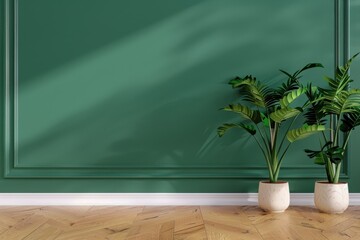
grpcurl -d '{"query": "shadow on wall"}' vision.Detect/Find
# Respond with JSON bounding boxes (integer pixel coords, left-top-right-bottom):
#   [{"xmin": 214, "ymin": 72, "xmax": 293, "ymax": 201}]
[
  {"xmin": 18, "ymin": 0, "xmax": 332, "ymax": 169},
  {"xmin": 351, "ymin": 1, "xmax": 360, "ymax": 88},
  {"xmin": 19, "ymin": 0, "xmax": 205, "ymax": 84}
]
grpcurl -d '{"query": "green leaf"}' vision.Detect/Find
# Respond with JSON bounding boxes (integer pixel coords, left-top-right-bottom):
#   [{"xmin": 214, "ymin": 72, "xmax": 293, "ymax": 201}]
[
  {"xmin": 269, "ymin": 107, "xmax": 302, "ymax": 123},
  {"xmin": 261, "ymin": 112, "xmax": 269, "ymax": 127},
  {"xmin": 303, "ymin": 84, "xmax": 327, "ymax": 125},
  {"xmin": 276, "ymin": 63, "xmax": 323, "ymax": 98},
  {"xmin": 228, "ymin": 75, "xmax": 254, "ymax": 88},
  {"xmin": 319, "ymin": 53, "xmax": 360, "ymax": 116},
  {"xmin": 280, "ymin": 87, "xmax": 306, "ymax": 108},
  {"xmin": 314, "ymin": 152, "xmax": 327, "ymax": 165},
  {"xmin": 221, "ymin": 104, "xmax": 262, "ymax": 124},
  {"xmin": 287, "ymin": 124, "xmax": 326, "ymax": 142},
  {"xmin": 326, "ymin": 146, "xmax": 344, "ymax": 164},
  {"xmin": 296, "ymin": 63, "xmax": 324, "ymax": 75},
  {"xmin": 279, "ymin": 69, "xmax": 293, "ymax": 79},
  {"xmin": 305, "ymin": 149, "xmax": 319, "ymax": 158},
  {"xmin": 341, "ymin": 107, "xmax": 360, "ymax": 132},
  {"xmin": 228, "ymin": 76, "xmax": 276, "ymax": 108},
  {"xmin": 217, "ymin": 123, "xmax": 256, "ymax": 137},
  {"xmin": 321, "ymin": 89, "xmax": 360, "ymax": 115}
]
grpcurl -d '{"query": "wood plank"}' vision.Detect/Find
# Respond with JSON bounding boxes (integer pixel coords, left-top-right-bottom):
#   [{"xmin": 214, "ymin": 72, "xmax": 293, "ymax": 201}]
[
  {"xmin": 23, "ymin": 223, "xmax": 62, "ymax": 240},
  {"xmin": 201, "ymin": 206, "xmax": 263, "ymax": 240},
  {"xmin": 0, "ymin": 214, "xmax": 48, "ymax": 240},
  {"xmin": 174, "ymin": 225, "xmax": 207, "ymax": 240},
  {"xmin": 0, "ymin": 206, "xmax": 358, "ymax": 239},
  {"xmin": 159, "ymin": 221, "xmax": 175, "ymax": 240},
  {"xmin": 56, "ymin": 206, "xmax": 142, "ymax": 240}
]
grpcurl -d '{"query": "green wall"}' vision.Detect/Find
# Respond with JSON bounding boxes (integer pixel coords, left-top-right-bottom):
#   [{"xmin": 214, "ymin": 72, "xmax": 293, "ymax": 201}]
[{"xmin": 1, "ymin": 0, "xmax": 359, "ymax": 192}]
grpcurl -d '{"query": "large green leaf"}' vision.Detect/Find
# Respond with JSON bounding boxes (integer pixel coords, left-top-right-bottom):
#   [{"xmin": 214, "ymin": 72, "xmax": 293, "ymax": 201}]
[
  {"xmin": 287, "ymin": 124, "xmax": 325, "ymax": 142},
  {"xmin": 280, "ymin": 87, "xmax": 306, "ymax": 108},
  {"xmin": 303, "ymin": 84, "xmax": 327, "ymax": 125},
  {"xmin": 277, "ymin": 69, "xmax": 300, "ymax": 98},
  {"xmin": 326, "ymin": 53, "xmax": 358, "ymax": 92},
  {"xmin": 269, "ymin": 107, "xmax": 302, "ymax": 123},
  {"xmin": 217, "ymin": 123, "xmax": 256, "ymax": 137},
  {"xmin": 228, "ymin": 75, "xmax": 253, "ymax": 88},
  {"xmin": 277, "ymin": 63, "xmax": 323, "ymax": 97},
  {"xmin": 260, "ymin": 112, "xmax": 269, "ymax": 127},
  {"xmin": 305, "ymin": 141, "xmax": 332, "ymax": 159},
  {"xmin": 322, "ymin": 89, "xmax": 360, "ymax": 115},
  {"xmin": 341, "ymin": 107, "xmax": 360, "ymax": 132},
  {"xmin": 326, "ymin": 146, "xmax": 344, "ymax": 164},
  {"xmin": 296, "ymin": 63, "xmax": 324, "ymax": 75},
  {"xmin": 314, "ymin": 152, "xmax": 327, "ymax": 165},
  {"xmin": 306, "ymin": 145, "xmax": 344, "ymax": 165},
  {"xmin": 320, "ymin": 53, "xmax": 360, "ymax": 116},
  {"xmin": 221, "ymin": 104, "xmax": 262, "ymax": 124},
  {"xmin": 228, "ymin": 76, "xmax": 276, "ymax": 108}
]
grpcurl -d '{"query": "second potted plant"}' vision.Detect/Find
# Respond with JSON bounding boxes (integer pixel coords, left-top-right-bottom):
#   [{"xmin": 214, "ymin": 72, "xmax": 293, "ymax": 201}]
[
  {"xmin": 303, "ymin": 53, "xmax": 360, "ymax": 213},
  {"xmin": 218, "ymin": 63, "xmax": 325, "ymax": 212}
]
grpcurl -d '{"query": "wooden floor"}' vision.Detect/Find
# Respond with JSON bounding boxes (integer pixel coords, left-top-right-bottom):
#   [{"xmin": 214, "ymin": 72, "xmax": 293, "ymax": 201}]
[{"xmin": 0, "ymin": 206, "xmax": 359, "ymax": 240}]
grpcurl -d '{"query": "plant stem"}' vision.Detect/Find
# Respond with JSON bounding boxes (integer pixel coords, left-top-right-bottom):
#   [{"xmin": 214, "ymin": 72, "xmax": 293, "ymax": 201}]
[
  {"xmin": 343, "ymin": 132, "xmax": 351, "ymax": 150},
  {"xmin": 254, "ymin": 124, "xmax": 271, "ymax": 156},
  {"xmin": 252, "ymin": 135, "xmax": 273, "ymax": 182},
  {"xmin": 269, "ymin": 117, "xmax": 274, "ymax": 150},
  {"xmin": 275, "ymin": 142, "xmax": 292, "ymax": 176},
  {"xmin": 271, "ymin": 122, "xmax": 278, "ymax": 150},
  {"xmin": 273, "ymin": 168, "xmax": 280, "ymax": 183},
  {"xmin": 277, "ymin": 115, "xmax": 298, "ymax": 154},
  {"xmin": 333, "ymin": 115, "xmax": 341, "ymax": 147},
  {"xmin": 334, "ymin": 162, "xmax": 342, "ymax": 183},
  {"xmin": 270, "ymin": 173, "xmax": 278, "ymax": 183},
  {"xmin": 252, "ymin": 135, "xmax": 267, "ymax": 159},
  {"xmin": 257, "ymin": 107, "xmax": 270, "ymax": 142},
  {"xmin": 325, "ymin": 159, "xmax": 335, "ymax": 183},
  {"xmin": 324, "ymin": 162, "xmax": 332, "ymax": 183},
  {"xmin": 273, "ymin": 122, "xmax": 279, "ymax": 150},
  {"xmin": 271, "ymin": 151, "xmax": 277, "ymax": 177},
  {"xmin": 322, "ymin": 131, "xmax": 329, "ymax": 147}
]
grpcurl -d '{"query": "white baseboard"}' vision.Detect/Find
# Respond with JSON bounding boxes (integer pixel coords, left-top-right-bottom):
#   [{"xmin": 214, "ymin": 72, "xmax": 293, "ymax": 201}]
[{"xmin": 0, "ymin": 193, "xmax": 359, "ymax": 206}]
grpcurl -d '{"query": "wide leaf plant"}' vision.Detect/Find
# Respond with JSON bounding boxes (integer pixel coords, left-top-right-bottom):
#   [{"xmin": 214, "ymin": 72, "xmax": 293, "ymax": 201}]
[
  {"xmin": 304, "ymin": 53, "xmax": 360, "ymax": 183},
  {"xmin": 218, "ymin": 64, "xmax": 325, "ymax": 183}
]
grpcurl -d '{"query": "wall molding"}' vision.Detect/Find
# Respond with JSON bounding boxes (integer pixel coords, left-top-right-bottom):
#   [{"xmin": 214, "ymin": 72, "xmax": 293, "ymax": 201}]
[
  {"xmin": 0, "ymin": 193, "xmax": 359, "ymax": 206},
  {"xmin": 2, "ymin": 0, "xmax": 350, "ymax": 180}
]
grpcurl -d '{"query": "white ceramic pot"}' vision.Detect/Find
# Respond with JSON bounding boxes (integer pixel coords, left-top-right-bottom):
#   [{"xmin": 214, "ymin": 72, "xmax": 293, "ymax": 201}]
[
  {"xmin": 258, "ymin": 181, "xmax": 290, "ymax": 213},
  {"xmin": 314, "ymin": 181, "xmax": 349, "ymax": 214}
]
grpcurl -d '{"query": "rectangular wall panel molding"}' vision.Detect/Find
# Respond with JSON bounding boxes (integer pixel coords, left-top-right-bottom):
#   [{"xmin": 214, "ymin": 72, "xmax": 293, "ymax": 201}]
[{"xmin": 0, "ymin": 0, "xmax": 355, "ymax": 185}]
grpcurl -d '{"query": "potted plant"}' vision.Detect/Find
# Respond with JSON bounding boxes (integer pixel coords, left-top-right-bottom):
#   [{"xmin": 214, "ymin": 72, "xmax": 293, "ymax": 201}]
[
  {"xmin": 218, "ymin": 64, "xmax": 325, "ymax": 212},
  {"xmin": 303, "ymin": 53, "xmax": 360, "ymax": 213}
]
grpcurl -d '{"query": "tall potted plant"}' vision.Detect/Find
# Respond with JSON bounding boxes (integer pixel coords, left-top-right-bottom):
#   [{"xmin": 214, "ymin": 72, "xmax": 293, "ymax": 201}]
[
  {"xmin": 218, "ymin": 64, "xmax": 325, "ymax": 212},
  {"xmin": 303, "ymin": 53, "xmax": 360, "ymax": 213}
]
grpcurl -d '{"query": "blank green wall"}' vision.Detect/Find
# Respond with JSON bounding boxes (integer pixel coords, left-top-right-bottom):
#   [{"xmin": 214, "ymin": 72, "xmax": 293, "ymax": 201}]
[{"xmin": 1, "ymin": 0, "xmax": 359, "ymax": 192}]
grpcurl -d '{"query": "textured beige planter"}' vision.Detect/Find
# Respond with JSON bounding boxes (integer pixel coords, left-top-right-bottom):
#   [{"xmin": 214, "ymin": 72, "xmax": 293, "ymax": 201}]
[
  {"xmin": 314, "ymin": 181, "xmax": 349, "ymax": 214},
  {"xmin": 258, "ymin": 181, "xmax": 290, "ymax": 213}
]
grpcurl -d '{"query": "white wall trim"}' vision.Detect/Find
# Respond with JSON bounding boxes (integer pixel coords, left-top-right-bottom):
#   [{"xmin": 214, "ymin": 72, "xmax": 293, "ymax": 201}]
[{"xmin": 0, "ymin": 193, "xmax": 359, "ymax": 206}]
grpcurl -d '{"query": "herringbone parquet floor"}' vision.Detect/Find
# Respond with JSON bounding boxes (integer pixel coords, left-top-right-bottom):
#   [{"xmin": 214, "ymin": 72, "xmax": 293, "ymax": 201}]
[{"xmin": 0, "ymin": 206, "xmax": 359, "ymax": 240}]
